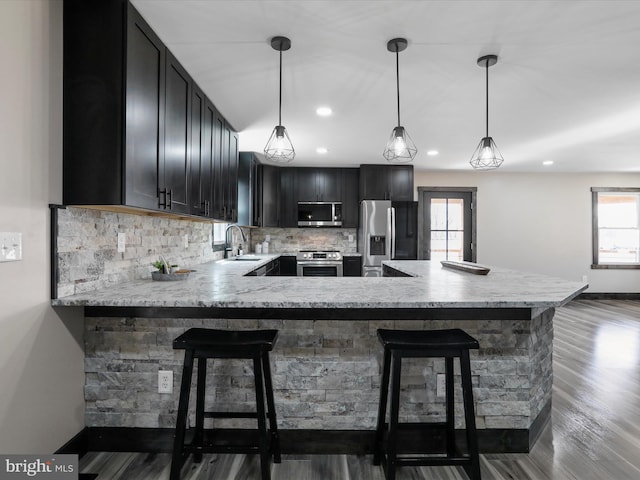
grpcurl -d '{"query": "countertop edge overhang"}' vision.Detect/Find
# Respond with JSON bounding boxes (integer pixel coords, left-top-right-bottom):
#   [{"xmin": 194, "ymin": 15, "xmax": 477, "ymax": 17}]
[{"xmin": 51, "ymin": 256, "xmax": 588, "ymax": 317}]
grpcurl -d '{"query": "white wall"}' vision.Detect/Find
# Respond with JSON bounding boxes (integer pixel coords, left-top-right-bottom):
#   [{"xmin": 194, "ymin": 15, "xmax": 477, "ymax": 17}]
[
  {"xmin": 0, "ymin": 1, "xmax": 85, "ymax": 453},
  {"xmin": 415, "ymin": 171, "xmax": 640, "ymax": 293}
]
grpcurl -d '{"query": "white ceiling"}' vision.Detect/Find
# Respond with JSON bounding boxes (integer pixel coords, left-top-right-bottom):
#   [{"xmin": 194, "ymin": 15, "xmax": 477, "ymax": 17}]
[{"xmin": 132, "ymin": 0, "xmax": 640, "ymax": 173}]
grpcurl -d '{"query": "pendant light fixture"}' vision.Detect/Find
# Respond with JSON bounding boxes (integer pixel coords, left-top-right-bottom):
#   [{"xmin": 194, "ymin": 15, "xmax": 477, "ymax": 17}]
[
  {"xmin": 264, "ymin": 36, "xmax": 295, "ymax": 163},
  {"xmin": 470, "ymin": 54, "xmax": 504, "ymax": 170},
  {"xmin": 382, "ymin": 38, "xmax": 417, "ymax": 163}
]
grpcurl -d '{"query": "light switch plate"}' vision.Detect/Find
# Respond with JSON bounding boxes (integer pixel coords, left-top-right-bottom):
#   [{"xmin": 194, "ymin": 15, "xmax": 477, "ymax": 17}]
[
  {"xmin": 117, "ymin": 232, "xmax": 126, "ymax": 253},
  {"xmin": 0, "ymin": 232, "xmax": 22, "ymax": 262},
  {"xmin": 183, "ymin": 234, "xmax": 189, "ymax": 249}
]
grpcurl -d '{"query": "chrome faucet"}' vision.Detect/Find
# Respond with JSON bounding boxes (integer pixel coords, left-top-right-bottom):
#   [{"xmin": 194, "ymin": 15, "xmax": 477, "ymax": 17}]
[{"xmin": 224, "ymin": 224, "xmax": 247, "ymax": 258}]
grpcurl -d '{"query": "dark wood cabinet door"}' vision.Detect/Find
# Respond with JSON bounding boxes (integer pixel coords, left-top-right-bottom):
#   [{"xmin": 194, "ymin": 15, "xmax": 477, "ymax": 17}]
[
  {"xmin": 125, "ymin": 4, "xmax": 165, "ymax": 210},
  {"xmin": 317, "ymin": 168, "xmax": 340, "ymax": 202},
  {"xmin": 359, "ymin": 165, "xmax": 389, "ymax": 200},
  {"xmin": 227, "ymin": 125, "xmax": 239, "ymax": 222},
  {"xmin": 189, "ymin": 84, "xmax": 204, "ymax": 215},
  {"xmin": 212, "ymin": 110, "xmax": 225, "ymax": 219},
  {"xmin": 389, "ymin": 165, "xmax": 414, "ymax": 201},
  {"xmin": 199, "ymin": 99, "xmax": 216, "ymax": 217},
  {"xmin": 279, "ymin": 168, "xmax": 297, "ymax": 227},
  {"xmin": 261, "ymin": 164, "xmax": 279, "ymax": 227},
  {"xmin": 340, "ymin": 168, "xmax": 359, "ymax": 228},
  {"xmin": 343, "ymin": 256, "xmax": 362, "ymax": 276},
  {"xmin": 295, "ymin": 169, "xmax": 317, "ymax": 202},
  {"xmin": 163, "ymin": 51, "xmax": 191, "ymax": 214},
  {"xmin": 279, "ymin": 255, "xmax": 297, "ymax": 276}
]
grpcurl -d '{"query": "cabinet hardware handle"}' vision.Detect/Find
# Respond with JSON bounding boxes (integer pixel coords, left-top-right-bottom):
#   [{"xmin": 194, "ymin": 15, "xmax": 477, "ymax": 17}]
[
  {"xmin": 158, "ymin": 188, "xmax": 167, "ymax": 208},
  {"xmin": 167, "ymin": 189, "xmax": 173, "ymax": 210}
]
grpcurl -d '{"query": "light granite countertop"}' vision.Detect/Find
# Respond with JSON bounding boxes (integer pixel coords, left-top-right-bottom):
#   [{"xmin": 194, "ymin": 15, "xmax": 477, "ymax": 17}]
[{"xmin": 51, "ymin": 255, "xmax": 587, "ymax": 310}]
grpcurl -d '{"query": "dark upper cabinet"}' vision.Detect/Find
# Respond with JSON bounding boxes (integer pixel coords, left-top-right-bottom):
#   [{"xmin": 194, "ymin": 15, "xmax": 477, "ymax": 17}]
[
  {"xmin": 389, "ymin": 166, "xmax": 414, "ymax": 202},
  {"xmin": 238, "ymin": 151, "xmax": 257, "ymax": 226},
  {"xmin": 359, "ymin": 164, "xmax": 414, "ymax": 202},
  {"xmin": 212, "ymin": 114, "xmax": 238, "ymax": 222},
  {"xmin": 63, "ymin": 0, "xmax": 238, "ymax": 220},
  {"xmin": 260, "ymin": 164, "xmax": 280, "ymax": 227},
  {"xmin": 249, "ymin": 159, "xmax": 279, "ymax": 228},
  {"xmin": 340, "ymin": 168, "xmax": 359, "ymax": 228},
  {"xmin": 190, "ymin": 94, "xmax": 215, "ymax": 217},
  {"xmin": 279, "ymin": 168, "xmax": 297, "ymax": 227},
  {"xmin": 64, "ymin": 0, "xmax": 164, "ymax": 209},
  {"xmin": 218, "ymin": 122, "xmax": 238, "ymax": 222},
  {"xmin": 296, "ymin": 168, "xmax": 340, "ymax": 202},
  {"xmin": 162, "ymin": 51, "xmax": 191, "ymax": 214}
]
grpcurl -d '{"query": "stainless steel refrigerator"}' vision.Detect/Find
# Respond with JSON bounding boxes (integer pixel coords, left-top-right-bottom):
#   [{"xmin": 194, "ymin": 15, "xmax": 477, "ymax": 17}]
[{"xmin": 358, "ymin": 200, "xmax": 417, "ymax": 276}]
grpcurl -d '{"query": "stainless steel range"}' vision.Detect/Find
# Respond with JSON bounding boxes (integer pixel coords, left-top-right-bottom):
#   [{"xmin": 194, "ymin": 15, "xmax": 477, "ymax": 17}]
[{"xmin": 296, "ymin": 250, "xmax": 343, "ymax": 276}]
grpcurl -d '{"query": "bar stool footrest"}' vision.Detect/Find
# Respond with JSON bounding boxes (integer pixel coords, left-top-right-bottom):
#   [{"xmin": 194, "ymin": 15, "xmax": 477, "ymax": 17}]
[
  {"xmin": 394, "ymin": 455, "xmax": 475, "ymax": 468},
  {"xmin": 204, "ymin": 411, "xmax": 258, "ymax": 419}
]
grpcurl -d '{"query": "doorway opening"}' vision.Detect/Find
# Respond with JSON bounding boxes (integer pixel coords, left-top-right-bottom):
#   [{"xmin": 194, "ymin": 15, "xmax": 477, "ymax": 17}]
[{"xmin": 418, "ymin": 187, "xmax": 477, "ymax": 262}]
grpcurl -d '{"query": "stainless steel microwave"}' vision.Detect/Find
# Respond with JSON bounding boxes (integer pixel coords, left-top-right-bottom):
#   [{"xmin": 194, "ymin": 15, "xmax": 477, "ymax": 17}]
[{"xmin": 297, "ymin": 202, "xmax": 342, "ymax": 227}]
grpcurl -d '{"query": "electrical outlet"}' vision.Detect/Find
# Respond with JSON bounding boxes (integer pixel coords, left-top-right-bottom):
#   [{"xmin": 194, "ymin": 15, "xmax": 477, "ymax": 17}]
[
  {"xmin": 158, "ymin": 370, "xmax": 173, "ymax": 394},
  {"xmin": 582, "ymin": 275, "xmax": 588, "ymax": 283},
  {"xmin": 0, "ymin": 232, "xmax": 22, "ymax": 262},
  {"xmin": 348, "ymin": 234, "xmax": 354, "ymax": 242},
  {"xmin": 183, "ymin": 234, "xmax": 189, "ymax": 249},
  {"xmin": 117, "ymin": 232, "xmax": 126, "ymax": 253},
  {"xmin": 436, "ymin": 374, "xmax": 446, "ymax": 398}
]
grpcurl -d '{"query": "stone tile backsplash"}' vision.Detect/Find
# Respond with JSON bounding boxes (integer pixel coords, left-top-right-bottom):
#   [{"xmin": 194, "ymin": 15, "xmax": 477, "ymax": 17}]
[
  {"xmin": 55, "ymin": 208, "xmax": 356, "ymax": 298},
  {"xmin": 56, "ymin": 207, "xmax": 222, "ymax": 297},
  {"xmin": 250, "ymin": 227, "xmax": 357, "ymax": 254}
]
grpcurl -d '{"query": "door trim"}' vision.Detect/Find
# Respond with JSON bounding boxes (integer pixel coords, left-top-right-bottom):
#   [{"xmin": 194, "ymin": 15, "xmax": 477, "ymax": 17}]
[{"xmin": 417, "ymin": 186, "xmax": 477, "ymax": 261}]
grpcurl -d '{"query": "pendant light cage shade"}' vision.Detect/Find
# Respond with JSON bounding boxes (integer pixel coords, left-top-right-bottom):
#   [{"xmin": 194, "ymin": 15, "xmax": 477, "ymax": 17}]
[
  {"xmin": 471, "ymin": 54, "xmax": 503, "ymax": 170},
  {"xmin": 264, "ymin": 36, "xmax": 295, "ymax": 164},
  {"xmin": 469, "ymin": 136, "xmax": 504, "ymax": 170},
  {"xmin": 383, "ymin": 126, "xmax": 417, "ymax": 163},
  {"xmin": 265, "ymin": 125, "xmax": 295, "ymax": 163},
  {"xmin": 383, "ymin": 38, "xmax": 416, "ymax": 163}
]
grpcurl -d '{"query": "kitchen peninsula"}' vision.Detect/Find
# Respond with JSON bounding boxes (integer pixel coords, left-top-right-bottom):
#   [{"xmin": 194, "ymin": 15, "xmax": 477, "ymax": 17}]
[{"xmin": 52, "ymin": 256, "xmax": 586, "ymax": 454}]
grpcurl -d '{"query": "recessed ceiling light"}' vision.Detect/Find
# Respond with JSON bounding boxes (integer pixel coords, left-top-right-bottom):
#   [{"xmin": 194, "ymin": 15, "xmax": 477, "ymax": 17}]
[
  {"xmin": 316, "ymin": 106, "xmax": 332, "ymax": 117},
  {"xmin": 426, "ymin": 150, "xmax": 439, "ymax": 156},
  {"xmin": 543, "ymin": 160, "xmax": 554, "ymax": 166},
  {"xmin": 316, "ymin": 147, "xmax": 329, "ymax": 154}
]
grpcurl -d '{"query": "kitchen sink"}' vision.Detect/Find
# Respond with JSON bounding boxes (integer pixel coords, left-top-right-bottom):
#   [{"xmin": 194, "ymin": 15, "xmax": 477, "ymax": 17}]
[{"xmin": 231, "ymin": 256, "xmax": 261, "ymax": 261}]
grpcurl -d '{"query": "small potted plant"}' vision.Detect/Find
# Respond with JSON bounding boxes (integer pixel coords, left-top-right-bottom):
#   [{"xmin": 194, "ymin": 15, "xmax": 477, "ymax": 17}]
[
  {"xmin": 152, "ymin": 259, "xmax": 178, "ymax": 274},
  {"xmin": 151, "ymin": 257, "xmax": 187, "ymax": 281}
]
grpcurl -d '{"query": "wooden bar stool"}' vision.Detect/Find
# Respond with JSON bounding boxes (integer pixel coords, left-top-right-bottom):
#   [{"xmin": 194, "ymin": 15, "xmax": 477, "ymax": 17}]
[
  {"xmin": 373, "ymin": 328, "xmax": 481, "ymax": 480},
  {"xmin": 170, "ymin": 328, "xmax": 281, "ymax": 480}
]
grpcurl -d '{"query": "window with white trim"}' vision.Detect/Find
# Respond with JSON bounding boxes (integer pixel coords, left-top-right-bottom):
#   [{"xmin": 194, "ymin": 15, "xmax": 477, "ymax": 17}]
[{"xmin": 592, "ymin": 188, "xmax": 640, "ymax": 268}]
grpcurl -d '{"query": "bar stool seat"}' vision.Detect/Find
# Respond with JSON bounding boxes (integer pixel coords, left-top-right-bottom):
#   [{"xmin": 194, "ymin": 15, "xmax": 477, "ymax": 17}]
[
  {"xmin": 374, "ymin": 328, "xmax": 481, "ymax": 480},
  {"xmin": 170, "ymin": 328, "xmax": 281, "ymax": 480}
]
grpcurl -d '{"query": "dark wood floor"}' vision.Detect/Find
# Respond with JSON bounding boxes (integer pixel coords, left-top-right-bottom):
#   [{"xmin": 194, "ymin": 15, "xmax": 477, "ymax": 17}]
[{"xmin": 79, "ymin": 299, "xmax": 640, "ymax": 479}]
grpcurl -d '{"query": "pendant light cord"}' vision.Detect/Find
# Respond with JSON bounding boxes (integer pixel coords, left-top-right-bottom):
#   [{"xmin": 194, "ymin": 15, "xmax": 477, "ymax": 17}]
[
  {"xmin": 485, "ymin": 59, "xmax": 489, "ymax": 138},
  {"xmin": 395, "ymin": 48, "xmax": 401, "ymax": 127},
  {"xmin": 278, "ymin": 45, "xmax": 283, "ymax": 127}
]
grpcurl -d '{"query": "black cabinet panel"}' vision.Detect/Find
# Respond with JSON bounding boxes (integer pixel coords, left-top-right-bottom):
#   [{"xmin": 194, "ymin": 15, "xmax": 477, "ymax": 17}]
[
  {"xmin": 279, "ymin": 168, "xmax": 297, "ymax": 227},
  {"xmin": 392, "ymin": 201, "xmax": 418, "ymax": 260},
  {"xmin": 359, "ymin": 164, "xmax": 413, "ymax": 202},
  {"xmin": 359, "ymin": 165, "xmax": 389, "ymax": 201},
  {"xmin": 64, "ymin": 0, "xmax": 238, "ymax": 221},
  {"xmin": 343, "ymin": 256, "xmax": 362, "ymax": 276},
  {"xmin": 256, "ymin": 164, "xmax": 280, "ymax": 227},
  {"xmin": 279, "ymin": 256, "xmax": 297, "ymax": 276},
  {"xmin": 389, "ymin": 166, "xmax": 414, "ymax": 202},
  {"xmin": 162, "ymin": 51, "xmax": 191, "ymax": 213},
  {"xmin": 340, "ymin": 168, "xmax": 359, "ymax": 228},
  {"xmin": 125, "ymin": 7, "xmax": 164, "ymax": 210},
  {"xmin": 64, "ymin": 1, "xmax": 166, "ymax": 209}
]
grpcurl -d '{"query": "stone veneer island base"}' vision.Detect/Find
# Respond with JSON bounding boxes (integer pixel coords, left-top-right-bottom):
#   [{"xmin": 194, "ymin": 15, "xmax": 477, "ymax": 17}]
[{"xmin": 53, "ymin": 259, "xmax": 586, "ymax": 455}]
